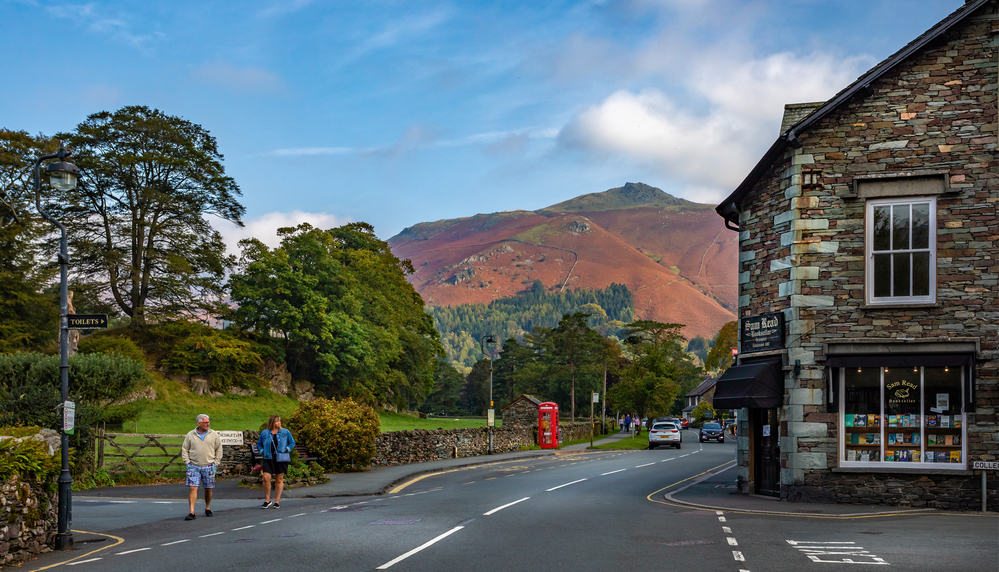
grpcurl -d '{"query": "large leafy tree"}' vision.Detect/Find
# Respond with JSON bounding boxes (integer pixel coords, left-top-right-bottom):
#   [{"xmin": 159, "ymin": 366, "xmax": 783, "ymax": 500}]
[
  {"xmin": 610, "ymin": 320, "xmax": 700, "ymax": 420},
  {"xmin": 55, "ymin": 106, "xmax": 244, "ymax": 325},
  {"xmin": 0, "ymin": 130, "xmax": 58, "ymax": 351},
  {"xmin": 704, "ymin": 320, "xmax": 738, "ymax": 373},
  {"xmin": 229, "ymin": 222, "xmax": 443, "ymax": 408}
]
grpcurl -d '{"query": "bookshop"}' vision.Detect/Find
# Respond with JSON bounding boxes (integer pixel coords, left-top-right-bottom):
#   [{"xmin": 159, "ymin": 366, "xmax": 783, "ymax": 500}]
[{"xmin": 829, "ymin": 352, "xmax": 973, "ymax": 469}]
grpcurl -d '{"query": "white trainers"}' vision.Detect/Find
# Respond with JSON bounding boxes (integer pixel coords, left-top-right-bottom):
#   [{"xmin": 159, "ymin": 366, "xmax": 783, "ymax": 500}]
[{"xmin": 261, "ymin": 501, "xmax": 274, "ymax": 509}]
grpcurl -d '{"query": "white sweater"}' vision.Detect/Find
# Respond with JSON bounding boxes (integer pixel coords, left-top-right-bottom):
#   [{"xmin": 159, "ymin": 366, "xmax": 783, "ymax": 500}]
[{"xmin": 181, "ymin": 429, "xmax": 223, "ymax": 466}]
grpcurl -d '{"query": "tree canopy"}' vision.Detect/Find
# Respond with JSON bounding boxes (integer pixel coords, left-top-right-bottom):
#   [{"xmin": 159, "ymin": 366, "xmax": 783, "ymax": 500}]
[
  {"xmin": 704, "ymin": 320, "xmax": 737, "ymax": 373},
  {"xmin": 229, "ymin": 222, "xmax": 443, "ymax": 409},
  {"xmin": 55, "ymin": 106, "xmax": 244, "ymax": 325}
]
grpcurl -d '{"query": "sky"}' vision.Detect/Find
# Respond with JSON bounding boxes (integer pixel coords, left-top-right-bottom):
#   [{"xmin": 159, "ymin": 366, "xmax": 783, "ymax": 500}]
[{"xmin": 1, "ymin": 0, "xmax": 964, "ymax": 251}]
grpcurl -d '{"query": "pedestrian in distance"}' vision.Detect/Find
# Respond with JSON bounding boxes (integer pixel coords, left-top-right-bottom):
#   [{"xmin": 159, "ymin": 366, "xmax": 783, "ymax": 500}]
[
  {"xmin": 258, "ymin": 415, "xmax": 296, "ymax": 509},
  {"xmin": 181, "ymin": 413, "xmax": 223, "ymax": 520},
  {"xmin": 624, "ymin": 414, "xmax": 632, "ymax": 433}
]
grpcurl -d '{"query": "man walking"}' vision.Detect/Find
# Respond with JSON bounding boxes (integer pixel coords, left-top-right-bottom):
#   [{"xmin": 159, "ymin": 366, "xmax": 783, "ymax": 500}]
[{"xmin": 181, "ymin": 413, "xmax": 222, "ymax": 520}]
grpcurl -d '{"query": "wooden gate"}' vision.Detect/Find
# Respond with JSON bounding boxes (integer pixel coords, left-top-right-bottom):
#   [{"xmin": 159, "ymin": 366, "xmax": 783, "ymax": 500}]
[{"xmin": 96, "ymin": 431, "xmax": 187, "ymax": 478}]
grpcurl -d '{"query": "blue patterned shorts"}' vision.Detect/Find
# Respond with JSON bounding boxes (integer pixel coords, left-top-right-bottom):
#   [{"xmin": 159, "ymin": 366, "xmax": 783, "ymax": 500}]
[{"xmin": 186, "ymin": 463, "xmax": 216, "ymax": 488}]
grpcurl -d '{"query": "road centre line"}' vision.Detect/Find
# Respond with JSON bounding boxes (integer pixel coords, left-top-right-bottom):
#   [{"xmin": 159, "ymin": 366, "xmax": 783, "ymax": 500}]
[
  {"xmin": 161, "ymin": 539, "xmax": 189, "ymax": 546},
  {"xmin": 483, "ymin": 497, "xmax": 530, "ymax": 516},
  {"xmin": 733, "ymin": 551, "xmax": 745, "ymax": 562},
  {"xmin": 199, "ymin": 531, "xmax": 225, "ymax": 538},
  {"xmin": 260, "ymin": 518, "xmax": 282, "ymax": 524},
  {"xmin": 727, "ymin": 537, "xmax": 739, "ymax": 546},
  {"xmin": 289, "ymin": 513, "xmax": 307, "ymax": 518},
  {"xmin": 722, "ymin": 526, "xmax": 732, "ymax": 533},
  {"xmin": 546, "ymin": 478, "xmax": 588, "ymax": 491},
  {"xmin": 635, "ymin": 462, "xmax": 656, "ymax": 468},
  {"xmin": 232, "ymin": 525, "xmax": 255, "ymax": 531},
  {"xmin": 66, "ymin": 557, "xmax": 102, "ymax": 566},
  {"xmin": 116, "ymin": 548, "xmax": 151, "ymax": 555},
  {"xmin": 376, "ymin": 526, "xmax": 464, "ymax": 569},
  {"xmin": 601, "ymin": 469, "xmax": 626, "ymax": 475}
]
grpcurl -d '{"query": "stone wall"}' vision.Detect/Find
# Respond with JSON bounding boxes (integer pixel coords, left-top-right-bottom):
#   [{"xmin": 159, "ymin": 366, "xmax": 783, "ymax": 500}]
[
  {"xmin": 372, "ymin": 427, "xmax": 534, "ymax": 466},
  {"xmin": 218, "ymin": 430, "xmax": 259, "ymax": 477},
  {"xmin": 0, "ymin": 431, "xmax": 60, "ymax": 568},
  {"xmin": 733, "ymin": 1, "xmax": 998, "ymax": 507}
]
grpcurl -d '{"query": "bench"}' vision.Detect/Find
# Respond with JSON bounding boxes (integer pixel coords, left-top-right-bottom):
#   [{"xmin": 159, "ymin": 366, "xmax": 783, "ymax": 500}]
[{"xmin": 250, "ymin": 443, "xmax": 317, "ymax": 464}]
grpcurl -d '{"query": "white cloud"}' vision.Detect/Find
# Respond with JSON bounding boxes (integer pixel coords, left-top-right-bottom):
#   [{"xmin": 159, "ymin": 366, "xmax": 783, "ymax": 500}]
[
  {"xmin": 558, "ymin": 49, "xmax": 869, "ymax": 203},
  {"xmin": 46, "ymin": 3, "xmax": 162, "ymax": 50},
  {"xmin": 214, "ymin": 211, "xmax": 351, "ymax": 256}
]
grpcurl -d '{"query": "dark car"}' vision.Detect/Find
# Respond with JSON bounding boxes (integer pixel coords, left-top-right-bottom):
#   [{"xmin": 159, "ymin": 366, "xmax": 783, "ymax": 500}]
[{"xmin": 699, "ymin": 422, "xmax": 725, "ymax": 443}]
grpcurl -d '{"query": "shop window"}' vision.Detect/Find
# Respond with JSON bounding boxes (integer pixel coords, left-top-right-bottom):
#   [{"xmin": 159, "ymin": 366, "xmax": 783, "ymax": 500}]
[
  {"xmin": 841, "ymin": 366, "xmax": 964, "ymax": 467},
  {"xmin": 865, "ymin": 196, "xmax": 935, "ymax": 305}
]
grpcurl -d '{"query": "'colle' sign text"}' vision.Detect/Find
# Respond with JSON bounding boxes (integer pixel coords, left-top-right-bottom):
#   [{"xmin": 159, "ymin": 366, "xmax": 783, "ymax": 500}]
[{"xmin": 740, "ymin": 312, "xmax": 785, "ymax": 353}]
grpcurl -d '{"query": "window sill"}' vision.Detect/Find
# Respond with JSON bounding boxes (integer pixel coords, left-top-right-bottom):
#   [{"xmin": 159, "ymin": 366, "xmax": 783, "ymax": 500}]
[
  {"xmin": 834, "ymin": 465, "xmax": 970, "ymax": 476},
  {"xmin": 862, "ymin": 303, "xmax": 940, "ymax": 310}
]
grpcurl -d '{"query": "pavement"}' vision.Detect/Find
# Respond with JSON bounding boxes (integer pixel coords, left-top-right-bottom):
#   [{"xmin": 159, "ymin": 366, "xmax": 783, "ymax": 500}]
[{"xmin": 79, "ymin": 429, "xmax": 994, "ymax": 518}]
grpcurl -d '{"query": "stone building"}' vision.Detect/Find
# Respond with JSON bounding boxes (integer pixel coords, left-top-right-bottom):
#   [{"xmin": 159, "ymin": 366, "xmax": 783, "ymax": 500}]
[
  {"xmin": 501, "ymin": 394, "xmax": 543, "ymax": 429},
  {"xmin": 714, "ymin": 0, "xmax": 997, "ymax": 509},
  {"xmin": 682, "ymin": 377, "xmax": 718, "ymax": 421}
]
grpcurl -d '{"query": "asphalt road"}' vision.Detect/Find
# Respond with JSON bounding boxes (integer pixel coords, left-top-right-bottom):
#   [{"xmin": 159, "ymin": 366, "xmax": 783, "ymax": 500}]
[{"xmin": 27, "ymin": 434, "xmax": 999, "ymax": 571}]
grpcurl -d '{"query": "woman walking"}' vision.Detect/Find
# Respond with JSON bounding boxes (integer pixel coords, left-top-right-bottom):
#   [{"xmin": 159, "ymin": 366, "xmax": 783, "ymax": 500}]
[{"xmin": 258, "ymin": 415, "xmax": 295, "ymax": 509}]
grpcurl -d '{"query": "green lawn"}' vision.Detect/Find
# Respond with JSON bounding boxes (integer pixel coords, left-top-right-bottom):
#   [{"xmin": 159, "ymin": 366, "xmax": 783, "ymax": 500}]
[
  {"xmin": 592, "ymin": 433, "xmax": 654, "ymax": 450},
  {"xmin": 129, "ymin": 373, "xmax": 496, "ymax": 434}
]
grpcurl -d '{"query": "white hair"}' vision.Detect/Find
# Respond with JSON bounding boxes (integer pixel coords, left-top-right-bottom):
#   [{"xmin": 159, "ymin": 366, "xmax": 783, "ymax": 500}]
[{"xmin": 196, "ymin": 414, "xmax": 210, "ymax": 423}]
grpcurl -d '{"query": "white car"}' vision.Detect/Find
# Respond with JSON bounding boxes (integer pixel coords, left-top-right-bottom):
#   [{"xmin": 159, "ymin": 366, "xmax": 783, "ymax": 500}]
[{"xmin": 648, "ymin": 422, "xmax": 681, "ymax": 449}]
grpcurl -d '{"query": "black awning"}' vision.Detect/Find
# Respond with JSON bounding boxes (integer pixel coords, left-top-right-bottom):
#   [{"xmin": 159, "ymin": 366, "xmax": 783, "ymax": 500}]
[{"xmin": 712, "ymin": 359, "xmax": 783, "ymax": 409}]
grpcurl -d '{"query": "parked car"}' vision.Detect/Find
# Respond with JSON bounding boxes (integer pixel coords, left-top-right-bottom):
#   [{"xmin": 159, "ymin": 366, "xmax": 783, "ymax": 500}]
[
  {"xmin": 699, "ymin": 422, "xmax": 725, "ymax": 443},
  {"xmin": 649, "ymin": 422, "xmax": 681, "ymax": 449}
]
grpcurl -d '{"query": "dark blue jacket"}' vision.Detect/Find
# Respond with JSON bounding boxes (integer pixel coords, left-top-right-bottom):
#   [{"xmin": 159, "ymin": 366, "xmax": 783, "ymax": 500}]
[{"xmin": 257, "ymin": 428, "xmax": 296, "ymax": 460}]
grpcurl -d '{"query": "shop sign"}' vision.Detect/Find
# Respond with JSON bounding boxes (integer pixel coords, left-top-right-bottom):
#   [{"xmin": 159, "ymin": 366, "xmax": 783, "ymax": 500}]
[
  {"xmin": 972, "ymin": 461, "xmax": 999, "ymax": 471},
  {"xmin": 740, "ymin": 312, "xmax": 785, "ymax": 353},
  {"xmin": 886, "ymin": 378, "xmax": 919, "ymax": 407}
]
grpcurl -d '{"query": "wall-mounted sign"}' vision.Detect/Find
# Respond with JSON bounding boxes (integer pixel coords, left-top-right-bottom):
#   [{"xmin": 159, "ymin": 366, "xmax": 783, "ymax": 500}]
[
  {"xmin": 67, "ymin": 314, "xmax": 108, "ymax": 329},
  {"xmin": 740, "ymin": 312, "xmax": 785, "ymax": 353},
  {"xmin": 217, "ymin": 430, "xmax": 244, "ymax": 446}
]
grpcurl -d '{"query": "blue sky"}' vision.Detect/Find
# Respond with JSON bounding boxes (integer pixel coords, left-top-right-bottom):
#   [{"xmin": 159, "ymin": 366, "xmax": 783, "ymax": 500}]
[{"xmin": 1, "ymin": 0, "xmax": 961, "ymax": 249}]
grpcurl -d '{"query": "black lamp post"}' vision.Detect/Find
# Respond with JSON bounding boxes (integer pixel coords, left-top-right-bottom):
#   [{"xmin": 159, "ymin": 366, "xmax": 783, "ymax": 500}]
[
  {"xmin": 480, "ymin": 335, "xmax": 496, "ymax": 454},
  {"xmin": 33, "ymin": 143, "xmax": 80, "ymax": 551}
]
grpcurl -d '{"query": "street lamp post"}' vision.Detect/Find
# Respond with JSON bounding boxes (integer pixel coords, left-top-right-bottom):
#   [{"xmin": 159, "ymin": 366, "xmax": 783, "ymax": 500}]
[
  {"xmin": 33, "ymin": 143, "xmax": 80, "ymax": 551},
  {"xmin": 480, "ymin": 335, "xmax": 496, "ymax": 454}
]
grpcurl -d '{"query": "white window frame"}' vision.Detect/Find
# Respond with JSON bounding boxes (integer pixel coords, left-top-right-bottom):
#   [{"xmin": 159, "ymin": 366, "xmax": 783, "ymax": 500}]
[{"xmin": 865, "ymin": 196, "xmax": 936, "ymax": 305}]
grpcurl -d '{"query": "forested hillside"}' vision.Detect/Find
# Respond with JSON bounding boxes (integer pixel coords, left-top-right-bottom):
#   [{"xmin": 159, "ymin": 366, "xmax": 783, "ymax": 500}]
[{"xmin": 430, "ymin": 281, "xmax": 634, "ymax": 372}]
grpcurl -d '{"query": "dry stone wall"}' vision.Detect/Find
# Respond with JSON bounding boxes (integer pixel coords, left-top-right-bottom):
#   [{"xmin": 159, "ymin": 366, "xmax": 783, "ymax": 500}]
[
  {"xmin": 372, "ymin": 427, "xmax": 533, "ymax": 466},
  {"xmin": 0, "ymin": 430, "xmax": 60, "ymax": 568}
]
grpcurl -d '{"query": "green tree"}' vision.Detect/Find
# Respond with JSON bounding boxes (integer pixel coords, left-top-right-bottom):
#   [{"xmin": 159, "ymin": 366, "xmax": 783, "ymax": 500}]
[
  {"xmin": 0, "ymin": 130, "xmax": 58, "ymax": 351},
  {"xmin": 229, "ymin": 222, "xmax": 442, "ymax": 407},
  {"xmin": 691, "ymin": 400, "xmax": 716, "ymax": 422},
  {"xmin": 704, "ymin": 320, "xmax": 738, "ymax": 373},
  {"xmin": 420, "ymin": 360, "xmax": 465, "ymax": 414},
  {"xmin": 55, "ymin": 106, "xmax": 244, "ymax": 325},
  {"xmin": 610, "ymin": 320, "xmax": 700, "ymax": 420}
]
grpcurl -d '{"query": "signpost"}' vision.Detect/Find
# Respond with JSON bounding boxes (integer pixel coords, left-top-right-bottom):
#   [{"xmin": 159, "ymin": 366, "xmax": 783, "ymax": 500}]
[
  {"xmin": 62, "ymin": 401, "xmax": 75, "ymax": 435},
  {"xmin": 973, "ymin": 460, "xmax": 998, "ymax": 513},
  {"xmin": 67, "ymin": 314, "xmax": 108, "ymax": 329}
]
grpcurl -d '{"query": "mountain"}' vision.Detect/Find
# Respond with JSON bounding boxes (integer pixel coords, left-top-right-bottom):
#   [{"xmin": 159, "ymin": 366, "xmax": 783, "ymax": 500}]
[{"xmin": 388, "ymin": 182, "xmax": 737, "ymax": 339}]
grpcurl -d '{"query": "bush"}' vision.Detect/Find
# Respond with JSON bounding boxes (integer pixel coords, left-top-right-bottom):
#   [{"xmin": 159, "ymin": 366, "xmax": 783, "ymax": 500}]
[
  {"xmin": 0, "ymin": 436, "xmax": 60, "ymax": 487},
  {"xmin": 163, "ymin": 331, "xmax": 263, "ymax": 392},
  {"xmin": 78, "ymin": 334, "xmax": 146, "ymax": 364},
  {"xmin": 289, "ymin": 398, "xmax": 379, "ymax": 472}
]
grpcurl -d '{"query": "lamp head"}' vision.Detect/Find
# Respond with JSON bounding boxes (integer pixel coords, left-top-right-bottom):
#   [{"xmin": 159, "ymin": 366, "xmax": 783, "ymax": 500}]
[{"xmin": 46, "ymin": 161, "xmax": 80, "ymax": 191}]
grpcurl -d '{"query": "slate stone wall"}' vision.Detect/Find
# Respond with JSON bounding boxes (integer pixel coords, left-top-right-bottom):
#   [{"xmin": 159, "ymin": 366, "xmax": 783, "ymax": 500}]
[
  {"xmin": 734, "ymin": 2, "xmax": 998, "ymax": 508},
  {"xmin": 0, "ymin": 431, "xmax": 60, "ymax": 567},
  {"xmin": 372, "ymin": 427, "xmax": 534, "ymax": 466}
]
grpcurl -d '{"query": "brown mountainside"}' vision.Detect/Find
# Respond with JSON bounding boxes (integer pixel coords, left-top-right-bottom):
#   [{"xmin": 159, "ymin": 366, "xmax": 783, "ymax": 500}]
[{"xmin": 388, "ymin": 182, "xmax": 737, "ymax": 339}]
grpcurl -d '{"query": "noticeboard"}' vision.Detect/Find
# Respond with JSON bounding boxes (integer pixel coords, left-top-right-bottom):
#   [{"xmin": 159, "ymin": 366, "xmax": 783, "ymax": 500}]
[{"xmin": 740, "ymin": 312, "xmax": 785, "ymax": 353}]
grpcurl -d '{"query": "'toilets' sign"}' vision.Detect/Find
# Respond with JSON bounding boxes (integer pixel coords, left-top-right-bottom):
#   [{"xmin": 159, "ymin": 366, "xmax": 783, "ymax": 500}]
[{"xmin": 67, "ymin": 314, "xmax": 109, "ymax": 329}]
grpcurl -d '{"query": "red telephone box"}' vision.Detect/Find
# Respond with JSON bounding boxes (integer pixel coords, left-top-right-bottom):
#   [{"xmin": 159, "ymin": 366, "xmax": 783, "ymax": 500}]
[{"xmin": 538, "ymin": 402, "xmax": 559, "ymax": 449}]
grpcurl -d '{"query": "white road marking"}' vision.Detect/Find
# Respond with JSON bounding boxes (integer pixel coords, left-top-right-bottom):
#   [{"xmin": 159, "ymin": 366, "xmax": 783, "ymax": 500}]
[
  {"xmin": 483, "ymin": 497, "xmax": 530, "ymax": 516},
  {"xmin": 660, "ymin": 458, "xmax": 675, "ymax": 462},
  {"xmin": 727, "ymin": 537, "xmax": 739, "ymax": 546},
  {"xmin": 715, "ymin": 511, "xmax": 724, "ymax": 515},
  {"xmin": 718, "ymin": 516, "xmax": 727, "ymax": 522},
  {"xmin": 232, "ymin": 525, "xmax": 255, "ymax": 531},
  {"xmin": 376, "ymin": 526, "xmax": 464, "ymax": 569},
  {"xmin": 546, "ymin": 478, "xmax": 587, "ymax": 491},
  {"xmin": 67, "ymin": 558, "xmax": 103, "ymax": 566},
  {"xmin": 152, "ymin": 501, "xmax": 178, "ymax": 504},
  {"xmin": 635, "ymin": 462, "xmax": 656, "ymax": 468},
  {"xmin": 787, "ymin": 540, "xmax": 889, "ymax": 565},
  {"xmin": 105, "ymin": 500, "xmax": 137, "ymax": 504},
  {"xmin": 601, "ymin": 469, "xmax": 626, "ymax": 475},
  {"xmin": 733, "ymin": 551, "xmax": 746, "ymax": 562},
  {"xmin": 722, "ymin": 526, "xmax": 732, "ymax": 533},
  {"xmin": 289, "ymin": 512, "xmax": 307, "ymax": 518},
  {"xmin": 199, "ymin": 531, "xmax": 225, "ymax": 538},
  {"xmin": 117, "ymin": 548, "xmax": 151, "ymax": 555},
  {"xmin": 260, "ymin": 518, "xmax": 282, "ymax": 524},
  {"xmin": 161, "ymin": 539, "xmax": 189, "ymax": 546}
]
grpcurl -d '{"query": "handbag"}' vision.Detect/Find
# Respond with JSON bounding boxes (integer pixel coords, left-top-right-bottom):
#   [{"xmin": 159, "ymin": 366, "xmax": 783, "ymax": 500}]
[{"xmin": 272, "ymin": 432, "xmax": 291, "ymax": 463}]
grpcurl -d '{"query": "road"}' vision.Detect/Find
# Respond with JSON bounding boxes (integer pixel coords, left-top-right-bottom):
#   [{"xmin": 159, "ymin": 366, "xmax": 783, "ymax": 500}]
[{"xmin": 29, "ymin": 434, "xmax": 999, "ymax": 571}]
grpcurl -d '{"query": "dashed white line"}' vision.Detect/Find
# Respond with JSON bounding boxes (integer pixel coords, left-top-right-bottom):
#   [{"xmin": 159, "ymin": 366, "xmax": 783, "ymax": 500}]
[
  {"xmin": 546, "ymin": 478, "xmax": 587, "ymax": 491},
  {"xmin": 289, "ymin": 512, "xmax": 307, "ymax": 518},
  {"xmin": 635, "ymin": 462, "xmax": 656, "ymax": 468},
  {"xmin": 727, "ymin": 537, "xmax": 739, "ymax": 546},
  {"xmin": 733, "ymin": 551, "xmax": 746, "ymax": 562},
  {"xmin": 718, "ymin": 516, "xmax": 727, "ymax": 522},
  {"xmin": 601, "ymin": 469, "xmax": 626, "ymax": 475},
  {"xmin": 117, "ymin": 548, "xmax": 151, "ymax": 555},
  {"xmin": 260, "ymin": 518, "xmax": 282, "ymax": 524},
  {"xmin": 483, "ymin": 497, "xmax": 530, "ymax": 516},
  {"xmin": 161, "ymin": 539, "xmax": 189, "ymax": 546},
  {"xmin": 722, "ymin": 526, "xmax": 732, "ymax": 533},
  {"xmin": 232, "ymin": 525, "xmax": 255, "ymax": 531},
  {"xmin": 152, "ymin": 501, "xmax": 178, "ymax": 504},
  {"xmin": 199, "ymin": 531, "xmax": 225, "ymax": 538},
  {"xmin": 376, "ymin": 526, "xmax": 464, "ymax": 569},
  {"xmin": 67, "ymin": 558, "xmax": 103, "ymax": 566}
]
